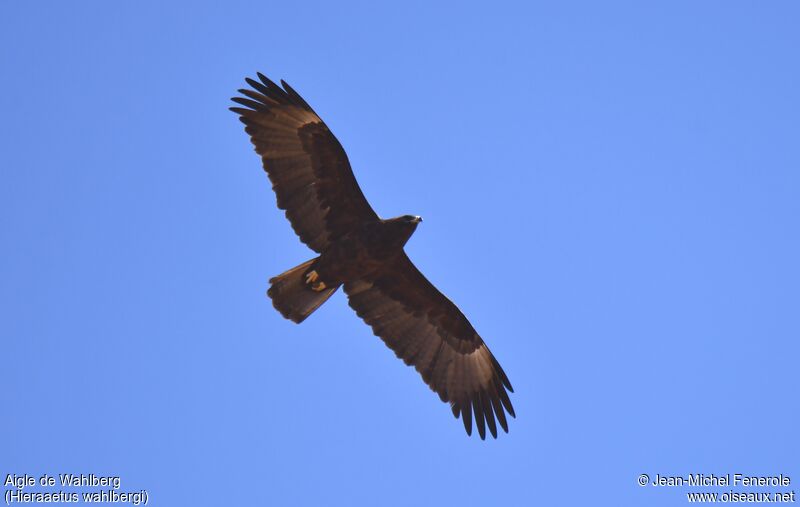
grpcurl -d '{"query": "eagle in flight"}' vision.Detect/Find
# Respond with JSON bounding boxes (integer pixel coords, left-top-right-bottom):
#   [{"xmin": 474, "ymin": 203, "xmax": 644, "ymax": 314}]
[{"xmin": 230, "ymin": 73, "xmax": 515, "ymax": 439}]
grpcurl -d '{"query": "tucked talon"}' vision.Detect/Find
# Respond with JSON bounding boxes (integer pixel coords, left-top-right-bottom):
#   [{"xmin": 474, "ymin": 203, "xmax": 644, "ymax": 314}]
[
  {"xmin": 305, "ymin": 270, "xmax": 319, "ymax": 284},
  {"xmin": 304, "ymin": 270, "xmax": 327, "ymax": 291}
]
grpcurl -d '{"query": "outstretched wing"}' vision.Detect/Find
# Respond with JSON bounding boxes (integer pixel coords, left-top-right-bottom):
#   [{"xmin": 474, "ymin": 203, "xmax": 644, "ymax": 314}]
[
  {"xmin": 344, "ymin": 253, "xmax": 515, "ymax": 439},
  {"xmin": 231, "ymin": 73, "xmax": 378, "ymax": 252}
]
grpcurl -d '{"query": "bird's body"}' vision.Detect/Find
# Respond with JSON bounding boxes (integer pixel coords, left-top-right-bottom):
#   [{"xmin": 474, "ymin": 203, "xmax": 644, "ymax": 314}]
[
  {"xmin": 306, "ymin": 215, "xmax": 421, "ymax": 292},
  {"xmin": 231, "ymin": 73, "xmax": 515, "ymax": 439},
  {"xmin": 268, "ymin": 216, "xmax": 421, "ymax": 320}
]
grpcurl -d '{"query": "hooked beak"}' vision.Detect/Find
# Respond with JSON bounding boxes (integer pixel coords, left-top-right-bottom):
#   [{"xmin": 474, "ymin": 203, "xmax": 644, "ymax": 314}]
[{"xmin": 412, "ymin": 216, "xmax": 423, "ymax": 224}]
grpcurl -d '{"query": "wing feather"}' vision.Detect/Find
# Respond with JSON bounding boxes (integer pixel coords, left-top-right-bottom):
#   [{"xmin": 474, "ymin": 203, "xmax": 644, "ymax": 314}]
[
  {"xmin": 231, "ymin": 74, "xmax": 378, "ymax": 252},
  {"xmin": 344, "ymin": 253, "xmax": 514, "ymax": 439}
]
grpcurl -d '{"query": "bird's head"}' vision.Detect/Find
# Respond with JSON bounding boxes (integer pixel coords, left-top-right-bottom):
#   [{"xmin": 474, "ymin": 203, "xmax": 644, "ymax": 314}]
[
  {"xmin": 402, "ymin": 215, "xmax": 423, "ymax": 225},
  {"xmin": 399, "ymin": 215, "xmax": 423, "ymax": 234},
  {"xmin": 383, "ymin": 215, "xmax": 423, "ymax": 247}
]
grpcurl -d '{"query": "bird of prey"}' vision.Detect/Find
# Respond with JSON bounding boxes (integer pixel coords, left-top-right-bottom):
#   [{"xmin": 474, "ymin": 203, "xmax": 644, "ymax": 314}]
[{"xmin": 230, "ymin": 73, "xmax": 515, "ymax": 439}]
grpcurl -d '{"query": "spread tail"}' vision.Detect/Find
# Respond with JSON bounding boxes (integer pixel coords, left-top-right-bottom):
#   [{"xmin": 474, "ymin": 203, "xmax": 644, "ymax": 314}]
[{"xmin": 267, "ymin": 258, "xmax": 339, "ymax": 323}]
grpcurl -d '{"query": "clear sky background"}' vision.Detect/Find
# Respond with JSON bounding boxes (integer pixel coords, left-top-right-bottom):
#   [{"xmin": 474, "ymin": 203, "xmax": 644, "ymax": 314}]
[{"xmin": 2, "ymin": 1, "xmax": 798, "ymax": 505}]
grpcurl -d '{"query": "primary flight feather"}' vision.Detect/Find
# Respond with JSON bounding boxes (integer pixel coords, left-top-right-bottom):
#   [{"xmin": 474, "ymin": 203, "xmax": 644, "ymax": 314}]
[{"xmin": 230, "ymin": 73, "xmax": 515, "ymax": 439}]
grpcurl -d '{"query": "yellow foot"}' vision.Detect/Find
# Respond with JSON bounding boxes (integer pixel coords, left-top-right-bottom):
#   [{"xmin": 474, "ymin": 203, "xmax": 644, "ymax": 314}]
[
  {"xmin": 305, "ymin": 270, "xmax": 327, "ymax": 291},
  {"xmin": 305, "ymin": 270, "xmax": 319, "ymax": 284}
]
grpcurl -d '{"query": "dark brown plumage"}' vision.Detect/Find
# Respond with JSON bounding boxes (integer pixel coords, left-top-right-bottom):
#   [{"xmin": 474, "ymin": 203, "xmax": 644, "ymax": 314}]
[{"xmin": 230, "ymin": 73, "xmax": 515, "ymax": 439}]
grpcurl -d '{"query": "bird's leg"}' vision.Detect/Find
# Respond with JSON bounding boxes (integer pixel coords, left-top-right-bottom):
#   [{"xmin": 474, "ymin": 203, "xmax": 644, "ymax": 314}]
[
  {"xmin": 304, "ymin": 270, "xmax": 327, "ymax": 292},
  {"xmin": 305, "ymin": 270, "xmax": 318, "ymax": 284}
]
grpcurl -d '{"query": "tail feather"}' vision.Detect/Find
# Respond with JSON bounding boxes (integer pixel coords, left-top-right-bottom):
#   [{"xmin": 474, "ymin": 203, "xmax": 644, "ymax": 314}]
[{"xmin": 267, "ymin": 258, "xmax": 338, "ymax": 323}]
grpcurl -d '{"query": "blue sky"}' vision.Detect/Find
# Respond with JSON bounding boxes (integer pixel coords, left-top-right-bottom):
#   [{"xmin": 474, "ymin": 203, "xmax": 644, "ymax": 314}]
[{"xmin": 2, "ymin": 1, "xmax": 798, "ymax": 505}]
